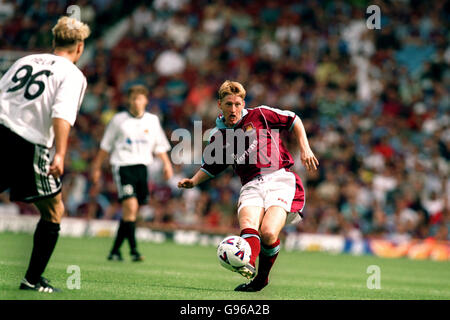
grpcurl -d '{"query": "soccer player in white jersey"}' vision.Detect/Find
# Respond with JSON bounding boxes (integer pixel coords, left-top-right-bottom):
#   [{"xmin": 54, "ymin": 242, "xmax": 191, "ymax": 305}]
[
  {"xmin": 0, "ymin": 17, "xmax": 90, "ymax": 293},
  {"xmin": 91, "ymin": 85, "xmax": 174, "ymax": 262}
]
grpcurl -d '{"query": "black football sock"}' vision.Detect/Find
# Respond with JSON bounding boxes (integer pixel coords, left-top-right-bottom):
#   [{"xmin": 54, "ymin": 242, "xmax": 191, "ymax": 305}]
[
  {"xmin": 24, "ymin": 219, "xmax": 60, "ymax": 285},
  {"xmin": 111, "ymin": 219, "xmax": 126, "ymax": 254},
  {"xmin": 124, "ymin": 221, "xmax": 138, "ymax": 254}
]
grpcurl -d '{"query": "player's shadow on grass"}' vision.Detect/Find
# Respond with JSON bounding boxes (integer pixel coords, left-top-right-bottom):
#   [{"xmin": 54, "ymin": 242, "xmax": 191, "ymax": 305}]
[{"xmin": 151, "ymin": 284, "xmax": 230, "ymax": 293}]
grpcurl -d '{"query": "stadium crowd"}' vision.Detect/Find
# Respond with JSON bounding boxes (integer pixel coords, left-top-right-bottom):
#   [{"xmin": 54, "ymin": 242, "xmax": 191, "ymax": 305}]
[{"xmin": 0, "ymin": 0, "xmax": 449, "ymax": 242}]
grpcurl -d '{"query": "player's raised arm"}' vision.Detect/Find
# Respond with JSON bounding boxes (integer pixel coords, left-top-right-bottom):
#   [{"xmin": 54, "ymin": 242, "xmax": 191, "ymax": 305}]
[{"xmin": 292, "ymin": 117, "xmax": 319, "ymax": 171}]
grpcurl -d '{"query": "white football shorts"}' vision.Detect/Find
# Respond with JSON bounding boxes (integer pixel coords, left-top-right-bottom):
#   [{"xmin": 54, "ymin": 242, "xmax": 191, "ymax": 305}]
[{"xmin": 237, "ymin": 169, "xmax": 305, "ymax": 225}]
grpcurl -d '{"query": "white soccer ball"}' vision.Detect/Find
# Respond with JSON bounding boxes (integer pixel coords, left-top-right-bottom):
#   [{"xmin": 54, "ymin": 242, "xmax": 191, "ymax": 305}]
[{"xmin": 217, "ymin": 235, "xmax": 251, "ymax": 271}]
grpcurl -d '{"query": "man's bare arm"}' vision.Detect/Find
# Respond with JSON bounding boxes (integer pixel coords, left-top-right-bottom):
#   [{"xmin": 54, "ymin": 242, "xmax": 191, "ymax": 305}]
[
  {"xmin": 91, "ymin": 149, "xmax": 109, "ymax": 185},
  {"xmin": 49, "ymin": 118, "xmax": 71, "ymax": 178},
  {"xmin": 292, "ymin": 118, "xmax": 319, "ymax": 171},
  {"xmin": 156, "ymin": 151, "xmax": 174, "ymax": 180},
  {"xmin": 178, "ymin": 169, "xmax": 211, "ymax": 189}
]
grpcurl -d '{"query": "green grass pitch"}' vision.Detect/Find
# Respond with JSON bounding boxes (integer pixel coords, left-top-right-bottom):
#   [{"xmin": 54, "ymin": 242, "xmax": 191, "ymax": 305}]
[{"xmin": 0, "ymin": 232, "xmax": 449, "ymax": 300}]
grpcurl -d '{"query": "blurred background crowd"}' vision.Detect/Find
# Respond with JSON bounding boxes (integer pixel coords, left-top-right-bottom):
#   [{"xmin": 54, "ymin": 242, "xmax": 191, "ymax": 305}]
[{"xmin": 0, "ymin": 0, "xmax": 449, "ymax": 242}]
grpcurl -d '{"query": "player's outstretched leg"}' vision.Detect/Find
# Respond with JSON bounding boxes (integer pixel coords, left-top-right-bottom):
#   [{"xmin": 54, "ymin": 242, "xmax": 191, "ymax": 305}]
[
  {"xmin": 241, "ymin": 228, "xmax": 261, "ymax": 267},
  {"xmin": 20, "ymin": 195, "xmax": 63, "ymax": 293},
  {"xmin": 235, "ymin": 206, "xmax": 265, "ymax": 280},
  {"xmin": 234, "ymin": 239, "xmax": 280, "ymax": 292},
  {"xmin": 236, "ymin": 228, "xmax": 260, "ymax": 279},
  {"xmin": 235, "ymin": 206, "xmax": 285, "ymax": 292}
]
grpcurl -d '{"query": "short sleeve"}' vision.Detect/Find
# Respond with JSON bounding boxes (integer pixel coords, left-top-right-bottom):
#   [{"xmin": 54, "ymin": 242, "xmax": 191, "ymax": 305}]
[
  {"xmin": 51, "ymin": 71, "xmax": 86, "ymax": 126},
  {"xmin": 100, "ymin": 116, "xmax": 118, "ymax": 153},
  {"xmin": 258, "ymin": 106, "xmax": 298, "ymax": 132},
  {"xmin": 0, "ymin": 59, "xmax": 20, "ymax": 89},
  {"xmin": 153, "ymin": 118, "xmax": 171, "ymax": 154},
  {"xmin": 201, "ymin": 129, "xmax": 229, "ymax": 178}
]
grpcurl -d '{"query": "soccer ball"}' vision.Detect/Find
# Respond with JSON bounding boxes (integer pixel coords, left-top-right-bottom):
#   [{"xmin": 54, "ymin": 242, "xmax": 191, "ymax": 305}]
[{"xmin": 217, "ymin": 235, "xmax": 251, "ymax": 271}]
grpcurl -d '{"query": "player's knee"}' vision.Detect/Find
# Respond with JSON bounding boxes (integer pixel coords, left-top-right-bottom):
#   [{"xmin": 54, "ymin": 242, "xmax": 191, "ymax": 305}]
[
  {"xmin": 260, "ymin": 228, "xmax": 278, "ymax": 245},
  {"xmin": 50, "ymin": 198, "xmax": 64, "ymax": 222},
  {"xmin": 239, "ymin": 217, "xmax": 258, "ymax": 230},
  {"xmin": 37, "ymin": 197, "xmax": 64, "ymax": 223},
  {"xmin": 122, "ymin": 212, "xmax": 137, "ymax": 222},
  {"xmin": 122, "ymin": 198, "xmax": 138, "ymax": 221}
]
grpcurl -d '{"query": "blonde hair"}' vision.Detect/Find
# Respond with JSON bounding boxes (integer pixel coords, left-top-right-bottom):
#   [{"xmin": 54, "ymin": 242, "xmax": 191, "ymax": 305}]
[
  {"xmin": 218, "ymin": 80, "xmax": 246, "ymax": 101},
  {"xmin": 52, "ymin": 16, "xmax": 90, "ymax": 48},
  {"xmin": 128, "ymin": 84, "xmax": 149, "ymax": 98}
]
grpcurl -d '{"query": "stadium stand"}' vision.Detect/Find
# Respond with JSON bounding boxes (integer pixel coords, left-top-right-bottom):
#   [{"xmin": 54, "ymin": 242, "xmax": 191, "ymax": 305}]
[{"xmin": 0, "ymin": 0, "xmax": 449, "ymax": 243}]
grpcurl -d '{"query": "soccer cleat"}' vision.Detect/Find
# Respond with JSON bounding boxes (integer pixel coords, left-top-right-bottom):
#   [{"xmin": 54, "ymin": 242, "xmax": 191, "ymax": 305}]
[
  {"xmin": 234, "ymin": 279, "xmax": 268, "ymax": 292},
  {"xmin": 235, "ymin": 263, "xmax": 256, "ymax": 280},
  {"xmin": 131, "ymin": 252, "xmax": 144, "ymax": 262},
  {"xmin": 107, "ymin": 252, "xmax": 123, "ymax": 261},
  {"xmin": 19, "ymin": 277, "xmax": 61, "ymax": 293}
]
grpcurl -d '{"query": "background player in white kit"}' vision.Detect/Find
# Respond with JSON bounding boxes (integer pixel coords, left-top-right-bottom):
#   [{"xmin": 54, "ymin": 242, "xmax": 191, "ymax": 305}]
[
  {"xmin": 0, "ymin": 17, "xmax": 90, "ymax": 292},
  {"xmin": 91, "ymin": 85, "xmax": 173, "ymax": 262}
]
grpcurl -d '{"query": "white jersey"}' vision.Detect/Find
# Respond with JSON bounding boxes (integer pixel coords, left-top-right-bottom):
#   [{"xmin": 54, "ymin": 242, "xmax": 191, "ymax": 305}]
[
  {"xmin": 0, "ymin": 53, "xmax": 87, "ymax": 148},
  {"xmin": 100, "ymin": 111, "xmax": 171, "ymax": 166}
]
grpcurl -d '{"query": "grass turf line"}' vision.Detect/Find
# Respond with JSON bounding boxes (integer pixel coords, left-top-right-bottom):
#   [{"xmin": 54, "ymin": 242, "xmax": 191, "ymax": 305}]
[{"xmin": 0, "ymin": 232, "xmax": 448, "ymax": 300}]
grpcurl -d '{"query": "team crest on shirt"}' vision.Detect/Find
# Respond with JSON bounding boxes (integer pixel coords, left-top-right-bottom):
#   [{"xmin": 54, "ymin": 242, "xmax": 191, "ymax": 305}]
[{"xmin": 244, "ymin": 123, "xmax": 255, "ymax": 132}]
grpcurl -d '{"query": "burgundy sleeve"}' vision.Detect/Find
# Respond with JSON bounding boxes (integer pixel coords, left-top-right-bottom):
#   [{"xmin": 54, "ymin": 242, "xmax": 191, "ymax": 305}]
[
  {"xmin": 259, "ymin": 106, "xmax": 299, "ymax": 131},
  {"xmin": 200, "ymin": 130, "xmax": 229, "ymax": 178}
]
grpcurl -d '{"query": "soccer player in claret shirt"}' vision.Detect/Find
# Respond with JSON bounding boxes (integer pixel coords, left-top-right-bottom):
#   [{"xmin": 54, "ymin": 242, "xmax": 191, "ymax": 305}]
[
  {"xmin": 91, "ymin": 85, "xmax": 173, "ymax": 262},
  {"xmin": 178, "ymin": 80, "xmax": 319, "ymax": 292},
  {"xmin": 0, "ymin": 17, "xmax": 90, "ymax": 292}
]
